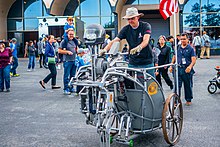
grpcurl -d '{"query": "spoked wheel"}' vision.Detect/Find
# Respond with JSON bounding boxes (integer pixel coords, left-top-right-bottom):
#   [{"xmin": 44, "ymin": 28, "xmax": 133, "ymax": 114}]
[
  {"xmin": 162, "ymin": 93, "xmax": 183, "ymax": 145},
  {"xmin": 207, "ymin": 83, "xmax": 217, "ymax": 94}
]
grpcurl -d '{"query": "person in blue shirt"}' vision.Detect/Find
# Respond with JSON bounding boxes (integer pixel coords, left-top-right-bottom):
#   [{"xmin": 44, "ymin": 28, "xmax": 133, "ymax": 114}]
[
  {"xmin": 63, "ymin": 17, "xmax": 75, "ymax": 41},
  {"xmin": 10, "ymin": 38, "xmax": 20, "ymax": 77},
  {"xmin": 169, "ymin": 33, "xmax": 196, "ymax": 106},
  {"xmin": 39, "ymin": 35, "xmax": 61, "ymax": 90},
  {"xmin": 75, "ymin": 48, "xmax": 90, "ymax": 94}
]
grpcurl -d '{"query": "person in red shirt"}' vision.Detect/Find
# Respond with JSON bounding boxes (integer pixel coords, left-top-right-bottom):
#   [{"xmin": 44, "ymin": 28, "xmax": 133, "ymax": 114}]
[{"xmin": 0, "ymin": 41, "xmax": 13, "ymax": 92}]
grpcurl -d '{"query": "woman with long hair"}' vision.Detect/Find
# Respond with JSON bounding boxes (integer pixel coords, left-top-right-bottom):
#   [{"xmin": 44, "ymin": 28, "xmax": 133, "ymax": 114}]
[{"xmin": 39, "ymin": 35, "xmax": 60, "ymax": 89}]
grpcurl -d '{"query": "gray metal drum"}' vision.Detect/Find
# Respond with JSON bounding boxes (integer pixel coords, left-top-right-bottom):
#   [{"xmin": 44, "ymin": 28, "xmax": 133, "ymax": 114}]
[{"xmin": 114, "ymin": 74, "xmax": 165, "ymax": 130}]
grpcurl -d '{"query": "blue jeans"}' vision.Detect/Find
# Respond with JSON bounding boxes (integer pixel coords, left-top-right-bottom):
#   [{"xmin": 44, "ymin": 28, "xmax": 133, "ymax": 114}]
[
  {"xmin": 63, "ymin": 61, "xmax": 77, "ymax": 91},
  {"xmin": 178, "ymin": 67, "xmax": 194, "ymax": 102},
  {"xmin": 128, "ymin": 63, "xmax": 155, "ymax": 77},
  {"xmin": 0, "ymin": 65, "xmax": 11, "ymax": 90},
  {"xmin": 11, "ymin": 56, "xmax": 18, "ymax": 75},
  {"xmin": 28, "ymin": 55, "xmax": 36, "ymax": 69}
]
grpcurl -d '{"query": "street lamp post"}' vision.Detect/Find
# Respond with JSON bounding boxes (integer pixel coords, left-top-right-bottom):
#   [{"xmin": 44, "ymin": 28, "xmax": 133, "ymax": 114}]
[
  {"xmin": 108, "ymin": 0, "xmax": 118, "ymax": 35},
  {"xmin": 179, "ymin": 0, "xmax": 189, "ymax": 34}
]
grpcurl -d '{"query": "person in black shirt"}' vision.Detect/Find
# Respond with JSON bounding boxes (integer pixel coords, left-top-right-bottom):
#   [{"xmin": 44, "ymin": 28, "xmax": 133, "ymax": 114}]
[
  {"xmin": 100, "ymin": 7, "xmax": 154, "ymax": 76},
  {"xmin": 155, "ymin": 35, "xmax": 173, "ymax": 90}
]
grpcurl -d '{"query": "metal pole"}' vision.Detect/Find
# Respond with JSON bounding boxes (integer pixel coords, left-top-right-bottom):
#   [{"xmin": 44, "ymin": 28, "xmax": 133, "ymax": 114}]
[
  {"xmin": 174, "ymin": 1, "xmax": 179, "ymax": 96},
  {"xmin": 179, "ymin": 10, "xmax": 183, "ymax": 34}
]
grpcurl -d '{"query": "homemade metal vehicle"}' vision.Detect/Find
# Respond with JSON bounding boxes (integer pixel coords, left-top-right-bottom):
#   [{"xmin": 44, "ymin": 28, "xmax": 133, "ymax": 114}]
[
  {"xmin": 70, "ymin": 24, "xmax": 183, "ymax": 146},
  {"xmin": 208, "ymin": 66, "xmax": 220, "ymax": 94}
]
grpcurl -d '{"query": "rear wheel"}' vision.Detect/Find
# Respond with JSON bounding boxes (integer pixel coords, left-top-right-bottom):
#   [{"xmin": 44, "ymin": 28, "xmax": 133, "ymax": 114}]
[
  {"xmin": 208, "ymin": 83, "xmax": 217, "ymax": 94},
  {"xmin": 162, "ymin": 93, "xmax": 183, "ymax": 145}
]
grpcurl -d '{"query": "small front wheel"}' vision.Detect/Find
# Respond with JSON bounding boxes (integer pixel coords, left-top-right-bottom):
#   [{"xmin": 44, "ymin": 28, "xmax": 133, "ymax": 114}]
[
  {"xmin": 162, "ymin": 93, "xmax": 183, "ymax": 145},
  {"xmin": 207, "ymin": 83, "xmax": 217, "ymax": 94}
]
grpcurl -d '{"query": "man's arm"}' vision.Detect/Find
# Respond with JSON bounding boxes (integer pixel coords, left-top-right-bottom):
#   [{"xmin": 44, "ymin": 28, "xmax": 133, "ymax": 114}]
[
  {"xmin": 58, "ymin": 47, "xmax": 73, "ymax": 55},
  {"xmin": 185, "ymin": 56, "xmax": 196, "ymax": 73},
  {"xmin": 104, "ymin": 37, "xmax": 121, "ymax": 52},
  {"xmin": 139, "ymin": 34, "xmax": 150, "ymax": 49},
  {"xmin": 99, "ymin": 37, "xmax": 121, "ymax": 56}
]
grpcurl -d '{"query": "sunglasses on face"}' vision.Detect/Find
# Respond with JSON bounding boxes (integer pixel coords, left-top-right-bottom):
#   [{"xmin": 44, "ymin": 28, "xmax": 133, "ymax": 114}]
[
  {"xmin": 127, "ymin": 17, "xmax": 136, "ymax": 21},
  {"xmin": 180, "ymin": 38, "xmax": 187, "ymax": 40}
]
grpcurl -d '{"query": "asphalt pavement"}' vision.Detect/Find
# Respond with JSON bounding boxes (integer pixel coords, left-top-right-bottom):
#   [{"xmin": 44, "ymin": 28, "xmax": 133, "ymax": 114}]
[{"xmin": 0, "ymin": 56, "xmax": 220, "ymax": 147}]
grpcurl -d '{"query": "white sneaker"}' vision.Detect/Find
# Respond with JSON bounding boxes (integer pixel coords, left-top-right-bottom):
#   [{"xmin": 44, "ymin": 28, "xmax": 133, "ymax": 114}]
[{"xmin": 27, "ymin": 69, "xmax": 32, "ymax": 72}]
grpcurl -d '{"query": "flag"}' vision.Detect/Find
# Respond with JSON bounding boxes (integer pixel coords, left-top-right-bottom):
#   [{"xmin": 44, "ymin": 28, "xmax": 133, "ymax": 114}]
[{"xmin": 159, "ymin": 0, "xmax": 178, "ymax": 20}]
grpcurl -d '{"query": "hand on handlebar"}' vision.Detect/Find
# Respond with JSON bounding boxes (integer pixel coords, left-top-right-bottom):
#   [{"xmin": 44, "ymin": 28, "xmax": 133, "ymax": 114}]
[
  {"xmin": 130, "ymin": 46, "xmax": 141, "ymax": 55},
  {"xmin": 99, "ymin": 49, "xmax": 107, "ymax": 56},
  {"xmin": 169, "ymin": 66, "xmax": 173, "ymax": 73}
]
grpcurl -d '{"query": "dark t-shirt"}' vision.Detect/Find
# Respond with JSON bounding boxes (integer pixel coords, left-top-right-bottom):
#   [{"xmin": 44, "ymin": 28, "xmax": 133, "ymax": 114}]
[
  {"xmin": 177, "ymin": 44, "xmax": 196, "ymax": 66},
  {"xmin": 117, "ymin": 21, "xmax": 153, "ymax": 65}
]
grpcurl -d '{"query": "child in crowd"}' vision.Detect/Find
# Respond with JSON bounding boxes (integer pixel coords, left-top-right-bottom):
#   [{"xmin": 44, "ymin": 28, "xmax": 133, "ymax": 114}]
[
  {"xmin": 75, "ymin": 48, "xmax": 90, "ymax": 93},
  {"xmin": 63, "ymin": 16, "xmax": 75, "ymax": 41}
]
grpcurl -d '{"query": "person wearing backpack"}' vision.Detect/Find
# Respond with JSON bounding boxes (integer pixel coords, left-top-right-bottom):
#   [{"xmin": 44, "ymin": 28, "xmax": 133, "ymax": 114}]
[
  {"xmin": 192, "ymin": 32, "xmax": 202, "ymax": 58},
  {"xmin": 200, "ymin": 31, "xmax": 211, "ymax": 59}
]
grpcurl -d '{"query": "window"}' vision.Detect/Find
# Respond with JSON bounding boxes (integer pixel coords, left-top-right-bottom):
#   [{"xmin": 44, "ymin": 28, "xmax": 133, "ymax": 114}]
[
  {"xmin": 24, "ymin": 0, "xmax": 42, "ymax": 18},
  {"xmin": 101, "ymin": 16, "xmax": 115, "ymax": 28},
  {"xmin": 81, "ymin": 17, "xmax": 100, "ymax": 28},
  {"xmin": 183, "ymin": 0, "xmax": 200, "ymax": 13},
  {"xmin": 81, "ymin": 0, "xmax": 99, "ymax": 16},
  {"xmin": 7, "ymin": 19, "xmax": 23, "ymax": 31},
  {"xmin": 24, "ymin": 18, "xmax": 39, "ymax": 30},
  {"xmin": 7, "ymin": 0, "xmax": 22, "ymax": 18},
  {"xmin": 101, "ymin": 0, "xmax": 112, "ymax": 16},
  {"xmin": 183, "ymin": 14, "xmax": 200, "ymax": 27}
]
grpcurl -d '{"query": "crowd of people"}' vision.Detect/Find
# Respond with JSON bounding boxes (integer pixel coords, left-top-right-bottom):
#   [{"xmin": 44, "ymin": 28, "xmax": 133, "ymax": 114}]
[{"xmin": 0, "ymin": 7, "xmax": 213, "ymax": 106}]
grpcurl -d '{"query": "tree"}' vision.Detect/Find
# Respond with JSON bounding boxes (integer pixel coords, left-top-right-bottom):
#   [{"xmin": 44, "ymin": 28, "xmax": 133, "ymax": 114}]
[
  {"xmin": 184, "ymin": 3, "xmax": 201, "ymax": 27},
  {"xmin": 184, "ymin": 2, "xmax": 220, "ymax": 27},
  {"xmin": 202, "ymin": 3, "xmax": 220, "ymax": 26}
]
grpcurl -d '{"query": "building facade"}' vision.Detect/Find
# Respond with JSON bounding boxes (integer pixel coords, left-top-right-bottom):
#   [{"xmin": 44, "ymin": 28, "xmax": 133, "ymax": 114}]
[{"xmin": 0, "ymin": 0, "xmax": 219, "ymax": 56}]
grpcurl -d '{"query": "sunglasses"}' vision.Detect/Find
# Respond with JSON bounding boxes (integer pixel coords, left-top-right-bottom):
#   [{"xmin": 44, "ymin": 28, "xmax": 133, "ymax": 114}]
[
  {"xmin": 180, "ymin": 38, "xmax": 187, "ymax": 40},
  {"xmin": 127, "ymin": 17, "xmax": 136, "ymax": 20}
]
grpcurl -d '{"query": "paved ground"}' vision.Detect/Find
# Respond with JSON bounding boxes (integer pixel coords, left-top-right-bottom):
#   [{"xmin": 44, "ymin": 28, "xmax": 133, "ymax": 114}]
[{"xmin": 0, "ymin": 56, "xmax": 220, "ymax": 147}]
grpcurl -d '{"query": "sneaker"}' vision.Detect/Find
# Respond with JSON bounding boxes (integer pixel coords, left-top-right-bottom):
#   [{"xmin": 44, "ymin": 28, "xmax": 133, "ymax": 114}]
[
  {"xmin": 52, "ymin": 85, "xmax": 61, "ymax": 89},
  {"xmin": 69, "ymin": 88, "xmax": 76, "ymax": 93},
  {"xmin": 6, "ymin": 89, "xmax": 10, "ymax": 92},
  {"xmin": 13, "ymin": 74, "xmax": 20, "ymax": 77},
  {"xmin": 39, "ymin": 81, "xmax": 46, "ymax": 89},
  {"xmin": 0, "ymin": 89, "xmax": 3, "ymax": 92},
  {"xmin": 63, "ymin": 90, "xmax": 71, "ymax": 95},
  {"xmin": 10, "ymin": 72, "xmax": 13, "ymax": 76},
  {"xmin": 27, "ymin": 69, "xmax": 32, "ymax": 72}
]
